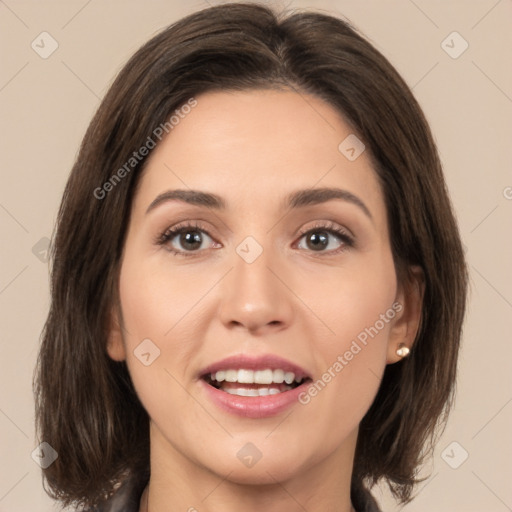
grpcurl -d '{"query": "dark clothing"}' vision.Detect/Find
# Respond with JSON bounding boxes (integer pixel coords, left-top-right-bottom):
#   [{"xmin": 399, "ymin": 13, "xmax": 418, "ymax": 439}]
[
  {"xmin": 352, "ymin": 485, "xmax": 383, "ymax": 512},
  {"xmin": 88, "ymin": 475, "xmax": 383, "ymax": 512}
]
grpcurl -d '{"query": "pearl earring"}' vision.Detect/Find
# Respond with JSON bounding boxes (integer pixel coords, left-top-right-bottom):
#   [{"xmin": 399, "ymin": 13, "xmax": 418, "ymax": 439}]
[{"xmin": 396, "ymin": 343, "xmax": 410, "ymax": 358}]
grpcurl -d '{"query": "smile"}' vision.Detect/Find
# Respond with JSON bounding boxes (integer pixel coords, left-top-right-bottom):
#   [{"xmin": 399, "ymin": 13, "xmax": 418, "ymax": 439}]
[
  {"xmin": 198, "ymin": 353, "xmax": 313, "ymax": 418},
  {"xmin": 204, "ymin": 368, "xmax": 307, "ymax": 396}
]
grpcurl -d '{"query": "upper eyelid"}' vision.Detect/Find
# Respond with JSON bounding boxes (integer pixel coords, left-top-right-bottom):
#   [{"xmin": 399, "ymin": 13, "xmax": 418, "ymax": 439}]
[
  {"xmin": 297, "ymin": 220, "xmax": 354, "ymax": 238},
  {"xmin": 161, "ymin": 220, "xmax": 351, "ymax": 239}
]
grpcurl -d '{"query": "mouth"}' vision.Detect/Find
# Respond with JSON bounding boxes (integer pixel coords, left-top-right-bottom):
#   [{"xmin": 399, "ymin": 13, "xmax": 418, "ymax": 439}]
[
  {"xmin": 202, "ymin": 369, "xmax": 312, "ymax": 396},
  {"xmin": 199, "ymin": 354, "xmax": 313, "ymax": 418}
]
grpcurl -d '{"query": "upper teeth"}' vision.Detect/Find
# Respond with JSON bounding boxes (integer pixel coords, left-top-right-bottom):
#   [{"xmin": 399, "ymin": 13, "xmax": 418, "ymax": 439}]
[{"xmin": 210, "ymin": 369, "xmax": 303, "ymax": 385}]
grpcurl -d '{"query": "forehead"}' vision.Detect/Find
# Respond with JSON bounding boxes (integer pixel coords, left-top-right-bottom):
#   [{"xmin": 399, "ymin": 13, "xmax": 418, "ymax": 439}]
[{"xmin": 132, "ymin": 89, "xmax": 385, "ymax": 223}]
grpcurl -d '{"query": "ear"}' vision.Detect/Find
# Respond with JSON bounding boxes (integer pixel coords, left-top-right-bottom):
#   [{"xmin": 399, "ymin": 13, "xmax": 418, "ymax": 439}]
[
  {"xmin": 106, "ymin": 304, "xmax": 127, "ymax": 362},
  {"xmin": 386, "ymin": 265, "xmax": 425, "ymax": 364}
]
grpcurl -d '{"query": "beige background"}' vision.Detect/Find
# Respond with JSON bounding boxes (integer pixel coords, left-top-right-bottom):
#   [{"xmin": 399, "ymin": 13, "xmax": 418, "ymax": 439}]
[{"xmin": 1, "ymin": 1, "xmax": 511, "ymax": 511}]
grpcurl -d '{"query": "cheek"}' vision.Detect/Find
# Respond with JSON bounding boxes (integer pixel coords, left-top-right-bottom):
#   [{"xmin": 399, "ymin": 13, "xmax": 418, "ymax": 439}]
[
  {"xmin": 117, "ymin": 255, "xmax": 205, "ymax": 398},
  {"xmin": 300, "ymin": 251, "xmax": 396, "ymax": 414},
  {"xmin": 117, "ymin": 263, "xmax": 204, "ymax": 443},
  {"xmin": 118, "ymin": 252, "xmax": 206, "ymax": 347},
  {"xmin": 312, "ymin": 249, "xmax": 397, "ymax": 351}
]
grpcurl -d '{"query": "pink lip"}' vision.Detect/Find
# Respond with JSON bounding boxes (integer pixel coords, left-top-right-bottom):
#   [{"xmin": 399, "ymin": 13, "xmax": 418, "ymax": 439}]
[
  {"xmin": 198, "ymin": 353, "xmax": 312, "ymax": 419},
  {"xmin": 199, "ymin": 378, "xmax": 311, "ymax": 419},
  {"xmin": 199, "ymin": 353, "xmax": 311, "ymax": 379}
]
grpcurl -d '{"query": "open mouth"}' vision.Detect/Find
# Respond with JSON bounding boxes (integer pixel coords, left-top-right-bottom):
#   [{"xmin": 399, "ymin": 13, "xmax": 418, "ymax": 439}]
[{"xmin": 202, "ymin": 369, "xmax": 312, "ymax": 397}]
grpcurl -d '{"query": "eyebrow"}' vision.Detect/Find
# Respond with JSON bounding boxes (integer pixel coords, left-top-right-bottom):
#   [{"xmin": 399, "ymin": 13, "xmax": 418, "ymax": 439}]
[{"xmin": 145, "ymin": 187, "xmax": 372, "ymax": 220}]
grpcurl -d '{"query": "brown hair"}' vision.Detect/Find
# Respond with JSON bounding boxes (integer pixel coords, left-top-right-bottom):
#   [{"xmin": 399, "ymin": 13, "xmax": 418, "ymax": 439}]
[{"xmin": 33, "ymin": 2, "xmax": 468, "ymax": 509}]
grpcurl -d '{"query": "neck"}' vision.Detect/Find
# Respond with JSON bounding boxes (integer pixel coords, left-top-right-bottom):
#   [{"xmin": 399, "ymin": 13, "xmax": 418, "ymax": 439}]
[{"xmin": 140, "ymin": 486, "xmax": 356, "ymax": 512}]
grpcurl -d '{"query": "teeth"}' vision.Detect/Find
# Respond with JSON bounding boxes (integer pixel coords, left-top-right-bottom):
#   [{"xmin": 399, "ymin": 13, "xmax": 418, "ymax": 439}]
[
  {"xmin": 254, "ymin": 369, "xmax": 273, "ymax": 384},
  {"xmin": 284, "ymin": 372, "xmax": 295, "ymax": 385},
  {"xmin": 272, "ymin": 369, "xmax": 284, "ymax": 383},
  {"xmin": 210, "ymin": 368, "xmax": 304, "ymax": 385},
  {"xmin": 225, "ymin": 369, "xmax": 238, "ymax": 382},
  {"xmin": 238, "ymin": 369, "xmax": 253, "ymax": 383},
  {"xmin": 225, "ymin": 386, "xmax": 293, "ymax": 396}
]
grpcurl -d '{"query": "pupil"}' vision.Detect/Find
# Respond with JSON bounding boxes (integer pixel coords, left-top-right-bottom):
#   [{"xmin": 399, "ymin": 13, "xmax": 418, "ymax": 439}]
[
  {"xmin": 181, "ymin": 231, "xmax": 202, "ymax": 250},
  {"xmin": 308, "ymin": 231, "xmax": 328, "ymax": 251}
]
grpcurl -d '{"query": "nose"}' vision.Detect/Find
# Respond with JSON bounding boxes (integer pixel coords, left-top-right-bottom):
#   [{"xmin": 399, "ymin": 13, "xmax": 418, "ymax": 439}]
[{"xmin": 218, "ymin": 245, "xmax": 295, "ymax": 334}]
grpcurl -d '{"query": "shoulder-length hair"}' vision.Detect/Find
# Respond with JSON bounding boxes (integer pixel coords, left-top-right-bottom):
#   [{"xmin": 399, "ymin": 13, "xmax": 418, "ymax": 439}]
[{"xmin": 33, "ymin": 2, "xmax": 468, "ymax": 509}]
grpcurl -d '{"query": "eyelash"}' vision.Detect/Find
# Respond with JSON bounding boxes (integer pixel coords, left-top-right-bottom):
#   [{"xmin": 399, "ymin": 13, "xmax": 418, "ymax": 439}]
[{"xmin": 155, "ymin": 220, "xmax": 355, "ymax": 257}]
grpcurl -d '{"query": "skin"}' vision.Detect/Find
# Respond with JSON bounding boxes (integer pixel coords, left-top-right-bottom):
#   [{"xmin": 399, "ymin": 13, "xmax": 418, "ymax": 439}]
[{"xmin": 107, "ymin": 89, "xmax": 423, "ymax": 512}]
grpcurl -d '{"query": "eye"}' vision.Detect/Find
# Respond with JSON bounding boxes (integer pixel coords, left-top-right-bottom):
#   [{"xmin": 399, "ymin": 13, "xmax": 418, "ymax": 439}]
[
  {"xmin": 155, "ymin": 220, "xmax": 354, "ymax": 257},
  {"xmin": 296, "ymin": 222, "xmax": 354, "ymax": 254},
  {"xmin": 155, "ymin": 221, "xmax": 217, "ymax": 256}
]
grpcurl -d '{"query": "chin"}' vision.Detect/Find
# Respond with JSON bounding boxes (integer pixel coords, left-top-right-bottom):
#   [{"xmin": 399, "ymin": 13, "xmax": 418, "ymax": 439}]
[
  {"xmin": 218, "ymin": 461, "xmax": 302, "ymax": 486},
  {"xmin": 197, "ymin": 446, "xmax": 307, "ymax": 485}
]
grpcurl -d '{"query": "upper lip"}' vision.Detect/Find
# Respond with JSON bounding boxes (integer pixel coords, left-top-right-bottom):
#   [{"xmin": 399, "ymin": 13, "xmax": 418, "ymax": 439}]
[{"xmin": 199, "ymin": 354, "xmax": 312, "ymax": 380}]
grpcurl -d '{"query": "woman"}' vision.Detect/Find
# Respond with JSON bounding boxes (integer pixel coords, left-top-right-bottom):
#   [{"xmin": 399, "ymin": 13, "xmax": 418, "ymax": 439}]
[{"xmin": 33, "ymin": 3, "xmax": 468, "ymax": 511}]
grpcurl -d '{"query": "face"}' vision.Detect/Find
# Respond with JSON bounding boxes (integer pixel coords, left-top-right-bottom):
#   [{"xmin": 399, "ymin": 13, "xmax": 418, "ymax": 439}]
[{"xmin": 107, "ymin": 89, "xmax": 418, "ymax": 488}]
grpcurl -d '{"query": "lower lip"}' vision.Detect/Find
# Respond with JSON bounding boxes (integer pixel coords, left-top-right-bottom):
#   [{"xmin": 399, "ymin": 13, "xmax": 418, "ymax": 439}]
[{"xmin": 199, "ymin": 378, "xmax": 310, "ymax": 419}]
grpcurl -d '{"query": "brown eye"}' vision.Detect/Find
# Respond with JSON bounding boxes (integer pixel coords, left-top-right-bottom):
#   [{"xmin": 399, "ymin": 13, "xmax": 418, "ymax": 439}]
[
  {"xmin": 176, "ymin": 230, "xmax": 203, "ymax": 251},
  {"xmin": 157, "ymin": 222, "xmax": 216, "ymax": 256},
  {"xmin": 296, "ymin": 224, "xmax": 354, "ymax": 254},
  {"xmin": 305, "ymin": 231, "xmax": 329, "ymax": 251}
]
